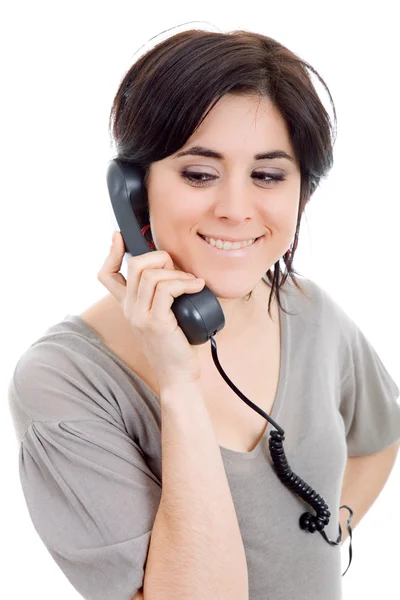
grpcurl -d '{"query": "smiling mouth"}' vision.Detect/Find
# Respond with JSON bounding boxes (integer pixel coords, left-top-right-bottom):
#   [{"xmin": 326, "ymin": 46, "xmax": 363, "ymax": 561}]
[{"xmin": 197, "ymin": 233, "xmax": 264, "ymax": 252}]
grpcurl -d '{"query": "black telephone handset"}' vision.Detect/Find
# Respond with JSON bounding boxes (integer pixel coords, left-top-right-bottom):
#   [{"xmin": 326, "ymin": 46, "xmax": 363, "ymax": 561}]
[
  {"xmin": 106, "ymin": 158, "xmax": 225, "ymax": 346},
  {"xmin": 106, "ymin": 158, "xmax": 354, "ymax": 576}
]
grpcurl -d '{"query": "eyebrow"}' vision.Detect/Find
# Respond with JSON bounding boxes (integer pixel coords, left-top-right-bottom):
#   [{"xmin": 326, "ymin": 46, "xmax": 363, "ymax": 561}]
[{"xmin": 173, "ymin": 145, "xmax": 295, "ymax": 163}]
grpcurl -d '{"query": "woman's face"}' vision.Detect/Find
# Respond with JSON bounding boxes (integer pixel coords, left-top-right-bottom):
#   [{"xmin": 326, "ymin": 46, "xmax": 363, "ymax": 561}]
[{"xmin": 145, "ymin": 93, "xmax": 301, "ymax": 301}]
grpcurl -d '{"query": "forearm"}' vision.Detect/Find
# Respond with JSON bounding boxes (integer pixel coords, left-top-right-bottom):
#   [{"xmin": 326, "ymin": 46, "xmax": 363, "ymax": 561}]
[
  {"xmin": 143, "ymin": 381, "xmax": 249, "ymax": 600},
  {"xmin": 339, "ymin": 441, "xmax": 399, "ymax": 544}
]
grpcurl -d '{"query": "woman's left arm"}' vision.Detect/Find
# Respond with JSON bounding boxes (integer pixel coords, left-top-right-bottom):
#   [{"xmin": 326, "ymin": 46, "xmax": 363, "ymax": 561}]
[{"xmin": 339, "ymin": 440, "xmax": 399, "ymax": 544}]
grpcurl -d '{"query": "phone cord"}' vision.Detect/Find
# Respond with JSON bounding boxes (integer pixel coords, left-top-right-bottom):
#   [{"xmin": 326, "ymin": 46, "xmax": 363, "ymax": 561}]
[{"xmin": 209, "ymin": 336, "xmax": 353, "ymax": 577}]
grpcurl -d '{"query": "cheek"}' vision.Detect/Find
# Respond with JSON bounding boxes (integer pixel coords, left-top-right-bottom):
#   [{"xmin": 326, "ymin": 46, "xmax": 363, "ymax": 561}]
[
  {"xmin": 150, "ymin": 203, "xmax": 199, "ymax": 249},
  {"xmin": 260, "ymin": 206, "xmax": 293, "ymax": 233},
  {"xmin": 263, "ymin": 189, "xmax": 300, "ymax": 228}
]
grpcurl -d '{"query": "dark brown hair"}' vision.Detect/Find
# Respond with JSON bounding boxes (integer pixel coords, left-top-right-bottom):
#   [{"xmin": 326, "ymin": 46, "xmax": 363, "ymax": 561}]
[{"xmin": 108, "ymin": 26, "xmax": 337, "ymax": 317}]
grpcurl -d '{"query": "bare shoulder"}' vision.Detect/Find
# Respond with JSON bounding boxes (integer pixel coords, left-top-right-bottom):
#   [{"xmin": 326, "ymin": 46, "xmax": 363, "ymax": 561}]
[
  {"xmin": 79, "ymin": 293, "xmax": 126, "ymax": 344},
  {"xmin": 79, "ymin": 294, "xmax": 161, "ymax": 395}
]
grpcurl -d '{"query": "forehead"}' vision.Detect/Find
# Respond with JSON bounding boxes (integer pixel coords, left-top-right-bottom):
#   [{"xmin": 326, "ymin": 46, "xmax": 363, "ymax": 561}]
[{"xmin": 183, "ymin": 94, "xmax": 293, "ymax": 157}]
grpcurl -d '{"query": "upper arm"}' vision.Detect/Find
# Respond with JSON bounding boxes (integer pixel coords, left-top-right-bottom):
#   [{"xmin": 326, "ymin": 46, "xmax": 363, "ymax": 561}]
[
  {"xmin": 16, "ymin": 419, "xmax": 161, "ymax": 599},
  {"xmin": 132, "ymin": 588, "xmax": 144, "ymax": 600},
  {"xmin": 9, "ymin": 342, "xmax": 162, "ymax": 600},
  {"xmin": 339, "ymin": 322, "xmax": 400, "ymax": 456}
]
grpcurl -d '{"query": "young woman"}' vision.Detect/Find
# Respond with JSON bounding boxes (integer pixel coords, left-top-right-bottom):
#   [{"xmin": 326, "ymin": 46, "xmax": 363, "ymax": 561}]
[{"xmin": 9, "ymin": 27, "xmax": 400, "ymax": 600}]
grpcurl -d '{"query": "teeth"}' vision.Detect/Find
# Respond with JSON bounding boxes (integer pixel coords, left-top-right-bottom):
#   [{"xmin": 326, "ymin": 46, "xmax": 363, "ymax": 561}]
[{"xmin": 203, "ymin": 236, "xmax": 256, "ymax": 250}]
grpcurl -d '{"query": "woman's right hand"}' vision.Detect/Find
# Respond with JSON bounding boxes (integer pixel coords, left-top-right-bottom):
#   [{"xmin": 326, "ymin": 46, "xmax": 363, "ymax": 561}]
[{"xmin": 97, "ymin": 231, "xmax": 206, "ymax": 391}]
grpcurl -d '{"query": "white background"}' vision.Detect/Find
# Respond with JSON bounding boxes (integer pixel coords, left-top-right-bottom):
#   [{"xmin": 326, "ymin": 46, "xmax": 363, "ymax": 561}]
[{"xmin": 2, "ymin": 1, "xmax": 399, "ymax": 598}]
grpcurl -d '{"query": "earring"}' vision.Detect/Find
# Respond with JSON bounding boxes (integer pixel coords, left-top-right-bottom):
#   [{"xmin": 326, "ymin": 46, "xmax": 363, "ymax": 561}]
[
  {"xmin": 287, "ymin": 235, "xmax": 299, "ymax": 255},
  {"xmin": 141, "ymin": 224, "xmax": 156, "ymax": 249}
]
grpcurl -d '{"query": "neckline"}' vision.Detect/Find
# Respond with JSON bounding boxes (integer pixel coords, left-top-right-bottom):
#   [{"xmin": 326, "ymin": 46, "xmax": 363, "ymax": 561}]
[
  {"xmin": 218, "ymin": 285, "xmax": 289, "ymax": 459},
  {"xmin": 64, "ymin": 285, "xmax": 289, "ymax": 460}
]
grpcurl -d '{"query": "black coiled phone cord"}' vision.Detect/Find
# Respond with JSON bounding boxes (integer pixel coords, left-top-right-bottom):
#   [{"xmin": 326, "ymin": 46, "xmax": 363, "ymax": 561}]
[{"xmin": 209, "ymin": 336, "xmax": 354, "ymax": 577}]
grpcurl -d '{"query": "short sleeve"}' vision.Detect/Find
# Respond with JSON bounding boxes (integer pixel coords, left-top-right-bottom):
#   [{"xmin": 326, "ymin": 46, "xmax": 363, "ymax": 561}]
[
  {"xmin": 339, "ymin": 323, "xmax": 400, "ymax": 457},
  {"xmin": 8, "ymin": 349, "xmax": 162, "ymax": 600}
]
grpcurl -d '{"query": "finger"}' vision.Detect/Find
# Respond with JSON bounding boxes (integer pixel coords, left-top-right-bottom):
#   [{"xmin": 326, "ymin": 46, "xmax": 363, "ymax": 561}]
[
  {"xmin": 149, "ymin": 277, "xmax": 205, "ymax": 327},
  {"xmin": 133, "ymin": 269, "xmax": 199, "ymax": 320},
  {"xmin": 125, "ymin": 250, "xmax": 175, "ymax": 316},
  {"xmin": 97, "ymin": 231, "xmax": 127, "ymax": 304}
]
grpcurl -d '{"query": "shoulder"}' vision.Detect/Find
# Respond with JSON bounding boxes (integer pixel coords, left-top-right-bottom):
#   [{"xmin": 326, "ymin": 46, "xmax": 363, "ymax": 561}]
[
  {"xmin": 280, "ymin": 275, "xmax": 361, "ymax": 361},
  {"xmin": 8, "ymin": 309, "xmax": 148, "ymax": 443},
  {"xmin": 285, "ymin": 275, "xmax": 356, "ymax": 327}
]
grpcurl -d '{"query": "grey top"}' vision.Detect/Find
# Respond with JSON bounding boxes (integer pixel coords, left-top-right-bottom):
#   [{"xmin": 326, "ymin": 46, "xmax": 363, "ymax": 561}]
[{"xmin": 8, "ymin": 276, "xmax": 400, "ymax": 600}]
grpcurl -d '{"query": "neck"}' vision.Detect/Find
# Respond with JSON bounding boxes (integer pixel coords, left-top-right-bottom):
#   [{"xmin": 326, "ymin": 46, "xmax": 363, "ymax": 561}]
[{"xmin": 197, "ymin": 279, "xmax": 277, "ymax": 358}]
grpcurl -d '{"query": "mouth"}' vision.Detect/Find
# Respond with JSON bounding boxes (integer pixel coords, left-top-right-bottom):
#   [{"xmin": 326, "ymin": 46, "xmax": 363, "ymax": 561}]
[{"xmin": 197, "ymin": 233, "xmax": 264, "ymax": 256}]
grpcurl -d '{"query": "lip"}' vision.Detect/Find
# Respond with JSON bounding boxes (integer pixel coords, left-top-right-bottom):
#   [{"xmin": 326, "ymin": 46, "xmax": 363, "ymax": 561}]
[
  {"xmin": 199, "ymin": 233, "xmax": 262, "ymax": 243},
  {"xmin": 197, "ymin": 233, "xmax": 264, "ymax": 256}
]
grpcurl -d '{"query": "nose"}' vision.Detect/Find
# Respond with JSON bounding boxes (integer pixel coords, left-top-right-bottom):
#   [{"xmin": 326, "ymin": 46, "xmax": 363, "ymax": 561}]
[{"xmin": 213, "ymin": 177, "xmax": 257, "ymax": 223}]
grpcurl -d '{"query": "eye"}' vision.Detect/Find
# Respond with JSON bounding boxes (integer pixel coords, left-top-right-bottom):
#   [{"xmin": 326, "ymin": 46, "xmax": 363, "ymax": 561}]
[
  {"xmin": 252, "ymin": 172, "xmax": 286, "ymax": 186},
  {"xmin": 180, "ymin": 170, "xmax": 286, "ymax": 187}
]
